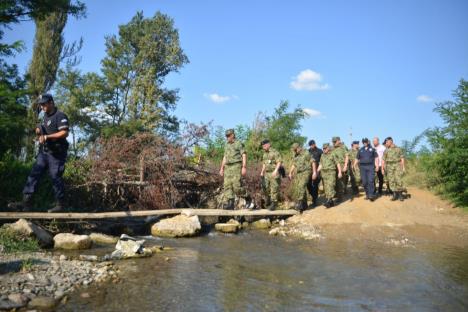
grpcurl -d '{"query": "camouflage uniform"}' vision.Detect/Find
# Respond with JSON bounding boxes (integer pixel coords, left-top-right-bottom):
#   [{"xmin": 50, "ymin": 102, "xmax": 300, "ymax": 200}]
[
  {"xmin": 320, "ymin": 150, "xmax": 339, "ymax": 200},
  {"xmin": 348, "ymin": 148, "xmax": 361, "ymax": 192},
  {"xmin": 291, "ymin": 150, "xmax": 314, "ymax": 202},
  {"xmin": 262, "ymin": 147, "xmax": 282, "ymax": 204},
  {"xmin": 383, "ymin": 146, "xmax": 405, "ymax": 192},
  {"xmin": 222, "ymin": 140, "xmax": 247, "ymax": 202},
  {"xmin": 332, "ymin": 144, "xmax": 348, "ymax": 196}
]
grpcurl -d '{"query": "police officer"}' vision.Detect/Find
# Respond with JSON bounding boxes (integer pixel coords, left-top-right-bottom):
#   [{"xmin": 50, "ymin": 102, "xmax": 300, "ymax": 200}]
[
  {"xmin": 307, "ymin": 139, "xmax": 322, "ymax": 207},
  {"xmin": 354, "ymin": 138, "xmax": 378, "ymax": 201},
  {"xmin": 219, "ymin": 129, "xmax": 253, "ymax": 210},
  {"xmin": 8, "ymin": 94, "xmax": 70, "ymax": 212}
]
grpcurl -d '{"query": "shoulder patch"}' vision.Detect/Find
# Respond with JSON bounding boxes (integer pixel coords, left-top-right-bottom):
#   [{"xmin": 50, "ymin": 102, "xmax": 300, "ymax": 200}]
[{"xmin": 61, "ymin": 119, "xmax": 68, "ymax": 123}]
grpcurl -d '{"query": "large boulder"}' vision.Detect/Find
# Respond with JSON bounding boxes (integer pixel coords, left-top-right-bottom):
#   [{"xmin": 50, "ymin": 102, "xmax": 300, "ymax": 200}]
[
  {"xmin": 7, "ymin": 219, "xmax": 53, "ymax": 248},
  {"xmin": 251, "ymin": 219, "xmax": 272, "ymax": 230},
  {"xmin": 54, "ymin": 233, "xmax": 92, "ymax": 250},
  {"xmin": 89, "ymin": 233, "xmax": 119, "ymax": 244},
  {"xmin": 151, "ymin": 215, "xmax": 201, "ymax": 238}
]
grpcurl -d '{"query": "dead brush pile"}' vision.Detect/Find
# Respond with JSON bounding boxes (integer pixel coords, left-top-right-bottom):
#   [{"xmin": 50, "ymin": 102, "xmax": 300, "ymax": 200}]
[{"xmin": 79, "ymin": 133, "xmax": 221, "ymax": 211}]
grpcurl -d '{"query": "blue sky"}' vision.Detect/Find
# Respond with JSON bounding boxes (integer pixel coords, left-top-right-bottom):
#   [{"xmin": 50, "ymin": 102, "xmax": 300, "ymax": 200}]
[{"xmin": 5, "ymin": 0, "xmax": 468, "ymax": 146}]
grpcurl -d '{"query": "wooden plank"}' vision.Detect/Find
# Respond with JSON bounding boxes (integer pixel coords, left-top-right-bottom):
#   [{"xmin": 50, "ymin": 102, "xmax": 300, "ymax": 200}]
[{"xmin": 0, "ymin": 209, "xmax": 299, "ymax": 220}]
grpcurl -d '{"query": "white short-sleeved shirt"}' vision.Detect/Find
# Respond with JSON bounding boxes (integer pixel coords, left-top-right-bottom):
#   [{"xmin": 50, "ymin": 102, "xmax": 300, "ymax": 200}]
[{"xmin": 375, "ymin": 144, "xmax": 386, "ymax": 166}]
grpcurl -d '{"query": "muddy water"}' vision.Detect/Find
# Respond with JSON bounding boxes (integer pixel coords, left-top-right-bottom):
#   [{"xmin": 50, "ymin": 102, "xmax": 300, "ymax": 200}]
[{"xmin": 59, "ymin": 231, "xmax": 468, "ymax": 312}]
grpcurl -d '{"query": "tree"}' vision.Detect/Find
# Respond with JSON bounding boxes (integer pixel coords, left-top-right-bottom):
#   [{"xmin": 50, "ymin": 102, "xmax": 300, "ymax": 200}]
[
  {"xmin": 99, "ymin": 11, "xmax": 188, "ymax": 135},
  {"xmin": 426, "ymin": 79, "xmax": 468, "ymax": 207},
  {"xmin": 264, "ymin": 100, "xmax": 307, "ymax": 152}
]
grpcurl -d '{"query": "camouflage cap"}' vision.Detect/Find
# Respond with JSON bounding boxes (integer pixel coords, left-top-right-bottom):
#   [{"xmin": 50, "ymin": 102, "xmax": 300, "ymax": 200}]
[
  {"xmin": 291, "ymin": 143, "xmax": 300, "ymax": 151},
  {"xmin": 332, "ymin": 136, "xmax": 340, "ymax": 143},
  {"xmin": 225, "ymin": 129, "xmax": 235, "ymax": 136},
  {"xmin": 323, "ymin": 143, "xmax": 330, "ymax": 149}
]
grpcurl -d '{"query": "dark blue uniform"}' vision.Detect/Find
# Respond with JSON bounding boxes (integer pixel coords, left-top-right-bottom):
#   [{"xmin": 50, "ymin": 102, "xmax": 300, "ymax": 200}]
[
  {"xmin": 357, "ymin": 145, "xmax": 378, "ymax": 199},
  {"xmin": 307, "ymin": 147, "xmax": 323, "ymax": 205},
  {"xmin": 23, "ymin": 109, "xmax": 69, "ymax": 201}
]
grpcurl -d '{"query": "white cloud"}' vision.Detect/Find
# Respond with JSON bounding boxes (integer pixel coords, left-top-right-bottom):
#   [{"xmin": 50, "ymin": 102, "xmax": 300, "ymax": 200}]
[
  {"xmin": 290, "ymin": 69, "xmax": 330, "ymax": 91},
  {"xmin": 417, "ymin": 95, "xmax": 434, "ymax": 103},
  {"xmin": 204, "ymin": 93, "xmax": 237, "ymax": 103},
  {"xmin": 303, "ymin": 108, "xmax": 322, "ymax": 118}
]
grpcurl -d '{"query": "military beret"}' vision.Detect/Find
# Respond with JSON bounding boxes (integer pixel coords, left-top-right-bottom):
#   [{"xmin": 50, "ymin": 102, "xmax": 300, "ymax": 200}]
[
  {"xmin": 37, "ymin": 94, "xmax": 54, "ymax": 105},
  {"xmin": 323, "ymin": 143, "xmax": 330, "ymax": 149},
  {"xmin": 225, "ymin": 129, "xmax": 235, "ymax": 136},
  {"xmin": 332, "ymin": 136, "xmax": 340, "ymax": 143},
  {"xmin": 362, "ymin": 137, "xmax": 369, "ymax": 143},
  {"xmin": 308, "ymin": 139, "xmax": 316, "ymax": 146},
  {"xmin": 352, "ymin": 140, "xmax": 359, "ymax": 145},
  {"xmin": 291, "ymin": 143, "xmax": 300, "ymax": 151},
  {"xmin": 261, "ymin": 139, "xmax": 270, "ymax": 146}
]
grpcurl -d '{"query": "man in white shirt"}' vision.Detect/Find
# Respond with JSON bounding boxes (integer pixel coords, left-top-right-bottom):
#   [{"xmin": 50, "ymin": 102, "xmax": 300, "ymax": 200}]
[{"xmin": 373, "ymin": 137, "xmax": 386, "ymax": 195}]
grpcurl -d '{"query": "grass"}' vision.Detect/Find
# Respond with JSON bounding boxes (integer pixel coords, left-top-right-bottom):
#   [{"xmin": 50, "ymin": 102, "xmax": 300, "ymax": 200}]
[
  {"xmin": 0, "ymin": 226, "xmax": 40, "ymax": 253},
  {"xmin": 21, "ymin": 258, "xmax": 34, "ymax": 271}
]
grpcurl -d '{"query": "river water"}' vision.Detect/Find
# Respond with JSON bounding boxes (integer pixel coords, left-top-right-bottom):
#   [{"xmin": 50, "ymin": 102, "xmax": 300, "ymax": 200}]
[{"xmin": 58, "ymin": 230, "xmax": 468, "ymax": 312}]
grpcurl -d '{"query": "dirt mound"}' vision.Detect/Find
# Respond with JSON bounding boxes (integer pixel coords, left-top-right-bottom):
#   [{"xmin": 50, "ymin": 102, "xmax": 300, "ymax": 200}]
[{"xmin": 285, "ymin": 188, "xmax": 468, "ymax": 246}]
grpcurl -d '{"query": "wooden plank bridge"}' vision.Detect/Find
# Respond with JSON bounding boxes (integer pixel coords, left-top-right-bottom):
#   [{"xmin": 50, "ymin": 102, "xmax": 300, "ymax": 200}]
[{"xmin": 0, "ymin": 209, "xmax": 299, "ymax": 220}]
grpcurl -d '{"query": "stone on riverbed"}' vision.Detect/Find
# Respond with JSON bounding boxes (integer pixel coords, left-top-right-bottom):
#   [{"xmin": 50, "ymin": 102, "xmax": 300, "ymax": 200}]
[
  {"xmin": 215, "ymin": 223, "xmax": 238, "ymax": 233},
  {"xmin": 7, "ymin": 218, "xmax": 53, "ymax": 247},
  {"xmin": 28, "ymin": 296, "xmax": 57, "ymax": 310},
  {"xmin": 89, "ymin": 233, "xmax": 119, "ymax": 244},
  {"xmin": 54, "ymin": 233, "xmax": 92, "ymax": 250},
  {"xmin": 151, "ymin": 215, "xmax": 201, "ymax": 238},
  {"xmin": 251, "ymin": 219, "xmax": 272, "ymax": 229}
]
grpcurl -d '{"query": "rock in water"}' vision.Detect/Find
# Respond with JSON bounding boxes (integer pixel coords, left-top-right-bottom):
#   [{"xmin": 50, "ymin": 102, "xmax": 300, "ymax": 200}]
[
  {"xmin": 251, "ymin": 219, "xmax": 272, "ymax": 229},
  {"xmin": 54, "ymin": 233, "xmax": 92, "ymax": 250},
  {"xmin": 89, "ymin": 233, "xmax": 119, "ymax": 244},
  {"xmin": 28, "ymin": 296, "xmax": 57, "ymax": 310},
  {"xmin": 115, "ymin": 234, "xmax": 145, "ymax": 255},
  {"xmin": 215, "ymin": 223, "xmax": 239, "ymax": 233},
  {"xmin": 151, "ymin": 215, "xmax": 201, "ymax": 238},
  {"xmin": 7, "ymin": 218, "xmax": 53, "ymax": 247}
]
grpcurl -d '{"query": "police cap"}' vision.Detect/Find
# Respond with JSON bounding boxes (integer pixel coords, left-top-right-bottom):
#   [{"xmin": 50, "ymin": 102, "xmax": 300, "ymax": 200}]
[
  {"xmin": 37, "ymin": 94, "xmax": 54, "ymax": 105},
  {"xmin": 308, "ymin": 139, "xmax": 316, "ymax": 146},
  {"xmin": 352, "ymin": 140, "xmax": 359, "ymax": 145},
  {"xmin": 362, "ymin": 137, "xmax": 369, "ymax": 143}
]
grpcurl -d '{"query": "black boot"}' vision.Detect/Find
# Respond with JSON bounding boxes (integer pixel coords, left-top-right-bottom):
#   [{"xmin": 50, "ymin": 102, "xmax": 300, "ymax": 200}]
[
  {"xmin": 327, "ymin": 199, "xmax": 334, "ymax": 208},
  {"xmin": 391, "ymin": 192, "xmax": 398, "ymax": 201},
  {"xmin": 244, "ymin": 196, "xmax": 255, "ymax": 210},
  {"xmin": 48, "ymin": 199, "xmax": 66, "ymax": 213},
  {"xmin": 8, "ymin": 194, "xmax": 33, "ymax": 211},
  {"xmin": 294, "ymin": 201, "xmax": 303, "ymax": 212},
  {"xmin": 399, "ymin": 191, "xmax": 404, "ymax": 202},
  {"xmin": 267, "ymin": 201, "xmax": 277, "ymax": 211},
  {"xmin": 223, "ymin": 199, "xmax": 235, "ymax": 210}
]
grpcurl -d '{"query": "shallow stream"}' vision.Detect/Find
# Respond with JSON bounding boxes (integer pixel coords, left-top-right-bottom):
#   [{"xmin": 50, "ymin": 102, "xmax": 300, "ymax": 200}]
[{"xmin": 58, "ymin": 230, "xmax": 468, "ymax": 311}]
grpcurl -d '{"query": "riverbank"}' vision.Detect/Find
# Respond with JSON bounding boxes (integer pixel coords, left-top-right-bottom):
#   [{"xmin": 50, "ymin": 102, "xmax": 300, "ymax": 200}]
[
  {"xmin": 0, "ymin": 252, "xmax": 118, "ymax": 310},
  {"xmin": 277, "ymin": 187, "xmax": 468, "ymax": 247}
]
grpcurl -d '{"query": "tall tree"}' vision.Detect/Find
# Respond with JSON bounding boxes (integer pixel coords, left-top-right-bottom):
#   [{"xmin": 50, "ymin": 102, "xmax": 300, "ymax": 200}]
[
  {"xmin": 100, "ymin": 11, "xmax": 189, "ymax": 135},
  {"xmin": 426, "ymin": 79, "xmax": 468, "ymax": 207}
]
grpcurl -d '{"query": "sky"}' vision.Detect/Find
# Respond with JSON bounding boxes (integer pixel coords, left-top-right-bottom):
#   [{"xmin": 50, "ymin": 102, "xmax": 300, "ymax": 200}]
[{"xmin": 5, "ymin": 0, "xmax": 468, "ymax": 146}]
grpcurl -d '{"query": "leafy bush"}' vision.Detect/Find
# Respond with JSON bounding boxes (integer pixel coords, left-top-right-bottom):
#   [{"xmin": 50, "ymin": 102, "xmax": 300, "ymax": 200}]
[{"xmin": 0, "ymin": 226, "xmax": 40, "ymax": 253}]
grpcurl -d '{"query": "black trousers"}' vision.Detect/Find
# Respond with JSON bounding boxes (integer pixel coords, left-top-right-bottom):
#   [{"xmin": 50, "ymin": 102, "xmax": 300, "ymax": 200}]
[
  {"xmin": 23, "ymin": 151, "xmax": 67, "ymax": 201},
  {"xmin": 360, "ymin": 164, "xmax": 375, "ymax": 198},
  {"xmin": 375, "ymin": 166, "xmax": 384, "ymax": 194},
  {"xmin": 307, "ymin": 174, "xmax": 321, "ymax": 204}
]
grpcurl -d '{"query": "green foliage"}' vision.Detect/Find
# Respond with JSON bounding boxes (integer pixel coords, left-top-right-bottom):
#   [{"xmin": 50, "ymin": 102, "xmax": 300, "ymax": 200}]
[
  {"xmin": 0, "ymin": 226, "xmax": 40, "ymax": 253},
  {"xmin": 424, "ymin": 79, "xmax": 468, "ymax": 208},
  {"xmin": 21, "ymin": 258, "xmax": 34, "ymax": 271},
  {"xmin": 0, "ymin": 62, "xmax": 28, "ymax": 158}
]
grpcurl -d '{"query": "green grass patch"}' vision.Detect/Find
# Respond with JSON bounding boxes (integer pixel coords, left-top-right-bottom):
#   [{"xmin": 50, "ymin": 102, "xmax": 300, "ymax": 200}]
[{"xmin": 0, "ymin": 226, "xmax": 40, "ymax": 253}]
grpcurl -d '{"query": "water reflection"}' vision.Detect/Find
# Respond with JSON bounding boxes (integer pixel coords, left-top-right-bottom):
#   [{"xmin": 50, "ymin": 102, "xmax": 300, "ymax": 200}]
[{"xmin": 58, "ymin": 231, "xmax": 468, "ymax": 312}]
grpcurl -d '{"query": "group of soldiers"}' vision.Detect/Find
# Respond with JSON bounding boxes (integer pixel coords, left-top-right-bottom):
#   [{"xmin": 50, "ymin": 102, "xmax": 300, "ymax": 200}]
[{"xmin": 219, "ymin": 129, "xmax": 407, "ymax": 212}]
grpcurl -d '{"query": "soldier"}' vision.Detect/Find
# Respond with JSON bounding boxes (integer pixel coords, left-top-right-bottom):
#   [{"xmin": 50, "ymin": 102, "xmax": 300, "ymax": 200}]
[
  {"xmin": 354, "ymin": 138, "xmax": 378, "ymax": 201},
  {"xmin": 8, "ymin": 94, "xmax": 70, "ymax": 212},
  {"xmin": 288, "ymin": 143, "xmax": 317, "ymax": 212},
  {"xmin": 331, "ymin": 136, "xmax": 349, "ymax": 200},
  {"xmin": 382, "ymin": 137, "xmax": 406, "ymax": 201},
  {"xmin": 317, "ymin": 143, "xmax": 342, "ymax": 208},
  {"xmin": 307, "ymin": 139, "xmax": 322, "ymax": 207},
  {"xmin": 348, "ymin": 141, "xmax": 361, "ymax": 195},
  {"xmin": 260, "ymin": 140, "xmax": 282, "ymax": 210},
  {"xmin": 219, "ymin": 129, "xmax": 253, "ymax": 210}
]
